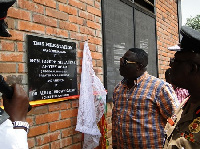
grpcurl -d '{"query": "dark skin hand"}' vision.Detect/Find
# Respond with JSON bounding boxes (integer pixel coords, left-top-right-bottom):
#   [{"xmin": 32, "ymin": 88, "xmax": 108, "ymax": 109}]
[{"xmin": 3, "ymin": 84, "xmax": 29, "ymax": 122}]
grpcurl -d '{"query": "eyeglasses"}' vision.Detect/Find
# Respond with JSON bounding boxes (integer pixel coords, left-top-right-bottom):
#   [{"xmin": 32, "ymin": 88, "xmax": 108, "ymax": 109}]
[{"xmin": 120, "ymin": 57, "xmax": 137, "ymax": 66}]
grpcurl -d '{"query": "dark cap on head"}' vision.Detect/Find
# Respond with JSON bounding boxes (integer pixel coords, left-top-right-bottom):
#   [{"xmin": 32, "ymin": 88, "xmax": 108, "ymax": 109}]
[
  {"xmin": 168, "ymin": 26, "xmax": 200, "ymax": 53},
  {"xmin": 0, "ymin": 0, "xmax": 16, "ymax": 19}
]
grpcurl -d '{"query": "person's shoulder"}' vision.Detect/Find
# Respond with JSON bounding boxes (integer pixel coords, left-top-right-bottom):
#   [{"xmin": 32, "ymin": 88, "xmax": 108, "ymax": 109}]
[
  {"xmin": 148, "ymin": 74, "xmax": 174, "ymax": 90},
  {"xmin": 148, "ymin": 74, "xmax": 167, "ymax": 84}
]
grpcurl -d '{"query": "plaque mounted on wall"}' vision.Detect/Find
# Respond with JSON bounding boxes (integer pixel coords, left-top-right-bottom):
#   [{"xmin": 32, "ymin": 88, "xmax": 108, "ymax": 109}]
[{"xmin": 27, "ymin": 35, "xmax": 77, "ymax": 101}]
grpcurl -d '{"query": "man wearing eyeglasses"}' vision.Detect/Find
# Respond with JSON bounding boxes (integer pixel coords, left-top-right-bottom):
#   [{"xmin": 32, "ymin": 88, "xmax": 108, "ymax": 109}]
[
  {"xmin": 112, "ymin": 48, "xmax": 179, "ymax": 149},
  {"xmin": 164, "ymin": 26, "xmax": 200, "ymax": 149}
]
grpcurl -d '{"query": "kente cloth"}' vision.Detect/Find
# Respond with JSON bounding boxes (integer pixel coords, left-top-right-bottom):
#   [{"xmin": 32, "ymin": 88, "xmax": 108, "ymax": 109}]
[{"xmin": 75, "ymin": 42, "xmax": 107, "ymax": 149}]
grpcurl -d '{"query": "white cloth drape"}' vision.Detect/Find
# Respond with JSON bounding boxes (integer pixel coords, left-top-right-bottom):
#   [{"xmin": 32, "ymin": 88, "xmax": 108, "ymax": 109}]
[{"xmin": 75, "ymin": 42, "xmax": 107, "ymax": 149}]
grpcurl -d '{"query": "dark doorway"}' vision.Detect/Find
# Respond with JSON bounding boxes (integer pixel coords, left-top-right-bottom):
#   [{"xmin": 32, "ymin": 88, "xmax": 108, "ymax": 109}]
[{"xmin": 102, "ymin": 0, "xmax": 158, "ymax": 102}]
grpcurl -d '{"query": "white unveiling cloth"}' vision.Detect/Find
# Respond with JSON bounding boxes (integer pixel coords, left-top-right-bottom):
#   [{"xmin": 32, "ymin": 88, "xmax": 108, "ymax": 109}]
[
  {"xmin": 75, "ymin": 42, "xmax": 107, "ymax": 149},
  {"xmin": 0, "ymin": 119, "xmax": 28, "ymax": 149}
]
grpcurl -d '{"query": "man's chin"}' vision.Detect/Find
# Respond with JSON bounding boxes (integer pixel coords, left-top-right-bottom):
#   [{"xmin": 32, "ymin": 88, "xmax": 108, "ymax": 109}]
[{"xmin": 119, "ymin": 71, "xmax": 124, "ymax": 77}]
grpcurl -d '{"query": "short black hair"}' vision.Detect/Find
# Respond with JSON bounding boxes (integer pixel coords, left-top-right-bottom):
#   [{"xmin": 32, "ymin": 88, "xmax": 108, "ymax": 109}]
[{"xmin": 128, "ymin": 48, "xmax": 148, "ymax": 67}]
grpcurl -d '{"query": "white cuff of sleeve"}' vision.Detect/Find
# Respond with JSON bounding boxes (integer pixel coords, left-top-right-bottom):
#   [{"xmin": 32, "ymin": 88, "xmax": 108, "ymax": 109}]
[{"xmin": 12, "ymin": 121, "xmax": 29, "ymax": 133}]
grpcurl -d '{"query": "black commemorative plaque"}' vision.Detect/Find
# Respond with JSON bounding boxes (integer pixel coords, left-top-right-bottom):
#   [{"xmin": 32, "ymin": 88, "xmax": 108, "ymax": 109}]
[{"xmin": 27, "ymin": 35, "xmax": 77, "ymax": 101}]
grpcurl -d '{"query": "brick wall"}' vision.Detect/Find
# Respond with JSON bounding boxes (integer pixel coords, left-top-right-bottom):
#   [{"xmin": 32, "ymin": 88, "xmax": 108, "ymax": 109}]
[
  {"xmin": 0, "ymin": 0, "xmax": 179, "ymax": 149},
  {"xmin": 106, "ymin": 0, "xmax": 180, "ymax": 148},
  {"xmin": 0, "ymin": 0, "xmax": 103, "ymax": 148},
  {"xmin": 156, "ymin": 0, "xmax": 178, "ymax": 79}
]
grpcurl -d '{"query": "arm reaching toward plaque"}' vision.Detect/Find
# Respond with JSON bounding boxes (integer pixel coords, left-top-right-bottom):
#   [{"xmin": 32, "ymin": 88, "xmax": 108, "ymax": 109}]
[
  {"xmin": 3, "ymin": 84, "xmax": 29, "ymax": 122},
  {"xmin": 0, "ymin": 83, "xmax": 29, "ymax": 148}
]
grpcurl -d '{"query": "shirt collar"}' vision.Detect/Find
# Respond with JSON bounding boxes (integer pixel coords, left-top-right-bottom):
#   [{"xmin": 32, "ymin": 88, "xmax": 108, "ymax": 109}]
[{"xmin": 121, "ymin": 71, "xmax": 148, "ymax": 86}]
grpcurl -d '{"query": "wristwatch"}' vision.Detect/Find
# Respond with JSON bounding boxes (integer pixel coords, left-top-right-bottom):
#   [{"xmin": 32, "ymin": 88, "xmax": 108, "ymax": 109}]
[{"xmin": 12, "ymin": 121, "xmax": 29, "ymax": 132}]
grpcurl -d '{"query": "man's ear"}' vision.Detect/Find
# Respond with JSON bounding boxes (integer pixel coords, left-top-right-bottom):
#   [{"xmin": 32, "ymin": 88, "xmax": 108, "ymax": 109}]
[
  {"xmin": 137, "ymin": 63, "xmax": 144, "ymax": 71},
  {"xmin": 190, "ymin": 62, "xmax": 199, "ymax": 74}
]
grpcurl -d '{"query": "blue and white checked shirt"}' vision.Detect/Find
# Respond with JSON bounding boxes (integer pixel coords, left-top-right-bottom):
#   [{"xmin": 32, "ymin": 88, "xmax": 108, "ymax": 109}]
[{"xmin": 112, "ymin": 72, "xmax": 179, "ymax": 149}]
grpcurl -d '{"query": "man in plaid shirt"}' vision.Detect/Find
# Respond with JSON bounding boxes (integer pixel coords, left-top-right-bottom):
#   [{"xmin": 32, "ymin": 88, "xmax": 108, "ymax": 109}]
[{"xmin": 112, "ymin": 48, "xmax": 179, "ymax": 149}]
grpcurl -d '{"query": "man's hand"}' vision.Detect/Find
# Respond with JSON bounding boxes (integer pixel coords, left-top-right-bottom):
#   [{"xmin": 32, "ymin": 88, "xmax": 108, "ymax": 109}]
[{"xmin": 3, "ymin": 84, "xmax": 29, "ymax": 122}]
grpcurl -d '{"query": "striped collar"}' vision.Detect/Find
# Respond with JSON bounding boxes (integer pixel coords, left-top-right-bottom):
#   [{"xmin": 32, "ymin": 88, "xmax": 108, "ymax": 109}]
[{"xmin": 121, "ymin": 71, "xmax": 148, "ymax": 86}]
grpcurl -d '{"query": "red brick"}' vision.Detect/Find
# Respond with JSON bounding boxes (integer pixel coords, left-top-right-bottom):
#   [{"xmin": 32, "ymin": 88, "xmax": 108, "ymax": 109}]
[
  {"xmin": 95, "ymin": 16, "xmax": 101, "ymax": 23},
  {"xmin": 0, "ymin": 63, "xmax": 16, "ymax": 73},
  {"xmin": 46, "ymin": 7, "xmax": 68, "ymax": 20},
  {"xmin": 88, "ymin": 36, "xmax": 102, "ymax": 45},
  {"xmin": 26, "ymin": 116, "xmax": 34, "ymax": 126},
  {"xmin": 28, "ymin": 124, "xmax": 48, "ymax": 137},
  {"xmin": 57, "ymin": 0, "xmax": 67, "ymax": 3},
  {"xmin": 59, "ymin": 21, "xmax": 79, "ymax": 32},
  {"xmin": 80, "ymin": 26, "xmax": 95, "ymax": 36},
  {"xmin": 60, "ymin": 101, "xmax": 72, "ymax": 110},
  {"xmin": 48, "ymin": 101, "xmax": 71, "ymax": 112},
  {"xmin": 95, "ymin": 1, "xmax": 101, "ymax": 9},
  {"xmin": 28, "ymin": 105, "xmax": 48, "ymax": 115},
  {"xmin": 7, "ymin": 30, "xmax": 24, "ymax": 41},
  {"xmin": 7, "ymin": 7, "xmax": 31, "ymax": 21},
  {"xmin": 50, "ymin": 140, "xmax": 60, "ymax": 149},
  {"xmin": 91, "ymin": 51, "xmax": 102, "ymax": 60},
  {"xmin": 79, "ymin": 42, "xmax": 85, "ymax": 50},
  {"xmin": 1, "ymin": 40, "xmax": 15, "ymax": 51},
  {"xmin": 0, "ymin": 53, "xmax": 23, "ymax": 62},
  {"xmin": 69, "ymin": 32, "xmax": 87, "ymax": 41},
  {"xmin": 87, "ymin": 20, "xmax": 101, "ymax": 30},
  {"xmin": 71, "ymin": 117, "xmax": 78, "ymax": 126},
  {"xmin": 68, "ymin": 15, "xmax": 84, "ymax": 25},
  {"xmin": 33, "ymin": 14, "xmax": 57, "ymax": 27},
  {"xmin": 28, "ymin": 138, "xmax": 35, "ymax": 148},
  {"xmin": 46, "ymin": 26, "xmax": 69, "ymax": 38},
  {"xmin": 61, "ymin": 108, "xmax": 78, "ymax": 119},
  {"xmin": 18, "ymin": 21, "xmax": 45, "ymax": 34},
  {"xmin": 18, "ymin": 0, "xmax": 44, "ymax": 14},
  {"xmin": 68, "ymin": 0, "xmax": 86, "ymax": 10},
  {"xmin": 58, "ymin": 3, "xmax": 78, "ymax": 15},
  {"xmin": 87, "ymin": 5, "xmax": 101, "ymax": 16},
  {"xmin": 17, "ymin": 42, "xmax": 24, "ymax": 52},
  {"xmin": 33, "ymin": 0, "xmax": 56, "ymax": 8},
  {"xmin": 96, "ymin": 30, "xmax": 102, "ymax": 38},
  {"xmin": 5, "ymin": 18, "xmax": 15, "ymax": 29},
  {"xmin": 80, "ymin": 0, "xmax": 94, "ymax": 6},
  {"xmin": 18, "ymin": 63, "xmax": 25, "ymax": 73},
  {"xmin": 77, "ymin": 52, "xmax": 83, "ymax": 60},
  {"xmin": 79, "ymin": 10, "xmax": 95, "ymax": 21},
  {"xmin": 35, "ymin": 144, "xmax": 50, "ymax": 149},
  {"xmin": 35, "ymin": 112, "xmax": 60, "ymax": 124},
  {"xmin": 61, "ymin": 127, "xmax": 76, "ymax": 138},
  {"xmin": 50, "ymin": 119, "xmax": 71, "ymax": 132},
  {"xmin": 36, "ymin": 131, "xmax": 60, "ymax": 145},
  {"xmin": 88, "ymin": 43, "xmax": 97, "ymax": 51},
  {"xmin": 72, "ymin": 100, "xmax": 79, "ymax": 108},
  {"xmin": 66, "ymin": 143, "xmax": 82, "ymax": 149},
  {"xmin": 60, "ymin": 137, "xmax": 73, "ymax": 148},
  {"xmin": 96, "ymin": 60, "xmax": 103, "ymax": 67}
]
